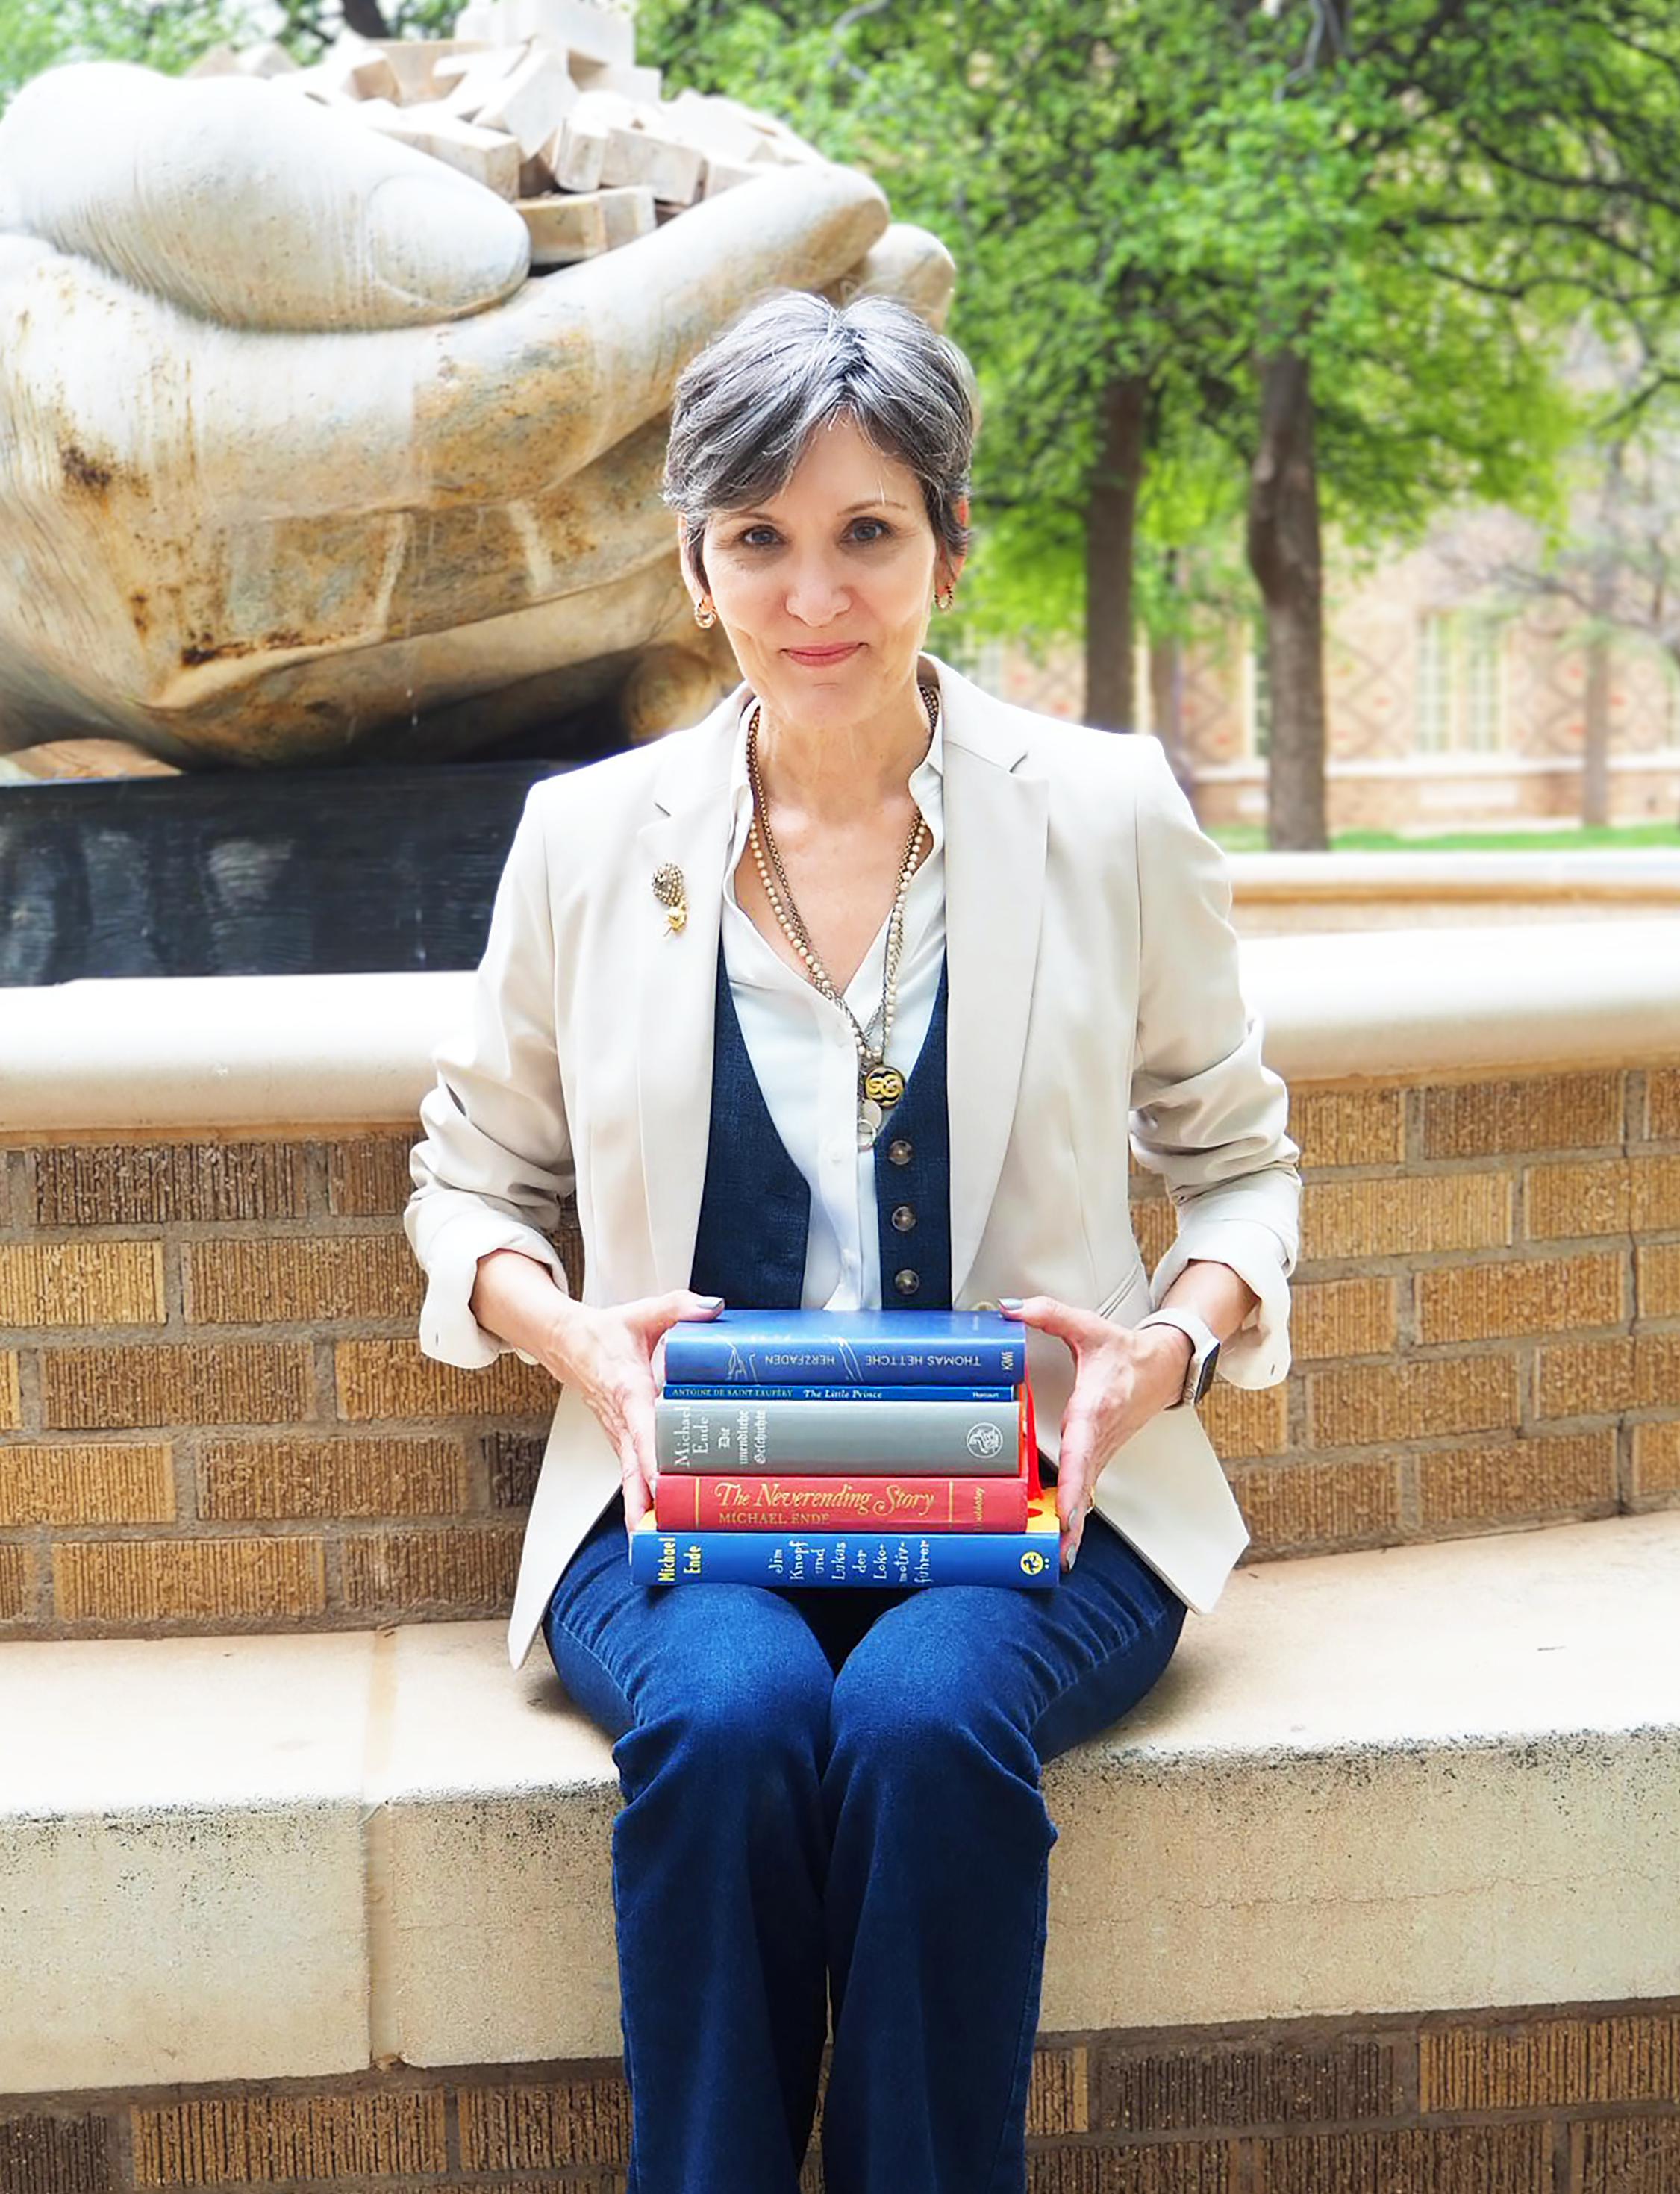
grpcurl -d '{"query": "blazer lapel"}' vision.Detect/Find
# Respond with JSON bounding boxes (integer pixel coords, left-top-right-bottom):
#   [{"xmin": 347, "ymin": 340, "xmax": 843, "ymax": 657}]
[
  {"xmin": 634, "ymin": 698, "xmax": 740, "ymax": 1292},
  {"xmin": 935, "ymin": 663, "xmax": 1049, "ymax": 1302}
]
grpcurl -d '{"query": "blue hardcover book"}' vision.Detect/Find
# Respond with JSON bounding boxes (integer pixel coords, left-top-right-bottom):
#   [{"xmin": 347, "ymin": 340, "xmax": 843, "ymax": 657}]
[
  {"xmin": 662, "ymin": 1309, "xmax": 1026, "ymax": 1388},
  {"xmin": 630, "ymin": 1490, "xmax": 1060, "ymax": 1590},
  {"xmin": 663, "ymin": 1384, "xmax": 1015, "ymax": 1404}
]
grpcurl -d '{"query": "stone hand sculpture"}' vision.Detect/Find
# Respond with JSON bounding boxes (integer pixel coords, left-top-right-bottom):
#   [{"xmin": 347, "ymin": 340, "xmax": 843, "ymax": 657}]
[{"xmin": 0, "ymin": 59, "xmax": 952, "ymax": 767}]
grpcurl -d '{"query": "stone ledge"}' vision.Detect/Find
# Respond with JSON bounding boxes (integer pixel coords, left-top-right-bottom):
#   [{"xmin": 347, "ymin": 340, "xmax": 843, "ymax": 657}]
[
  {"xmin": 2, "ymin": 918, "xmax": 1678, "ymax": 1134},
  {"xmin": 3, "ymin": 1511, "xmax": 1678, "ymax": 2093}
]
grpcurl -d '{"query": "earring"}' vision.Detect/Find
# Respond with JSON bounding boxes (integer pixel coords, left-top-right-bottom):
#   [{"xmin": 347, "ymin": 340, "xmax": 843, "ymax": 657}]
[
  {"xmin": 693, "ymin": 599, "xmax": 716, "ymax": 630},
  {"xmin": 934, "ymin": 584, "xmax": 955, "ymax": 613}
]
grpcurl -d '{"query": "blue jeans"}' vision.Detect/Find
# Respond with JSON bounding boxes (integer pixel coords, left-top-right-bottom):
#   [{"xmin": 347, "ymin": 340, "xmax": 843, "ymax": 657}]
[{"xmin": 543, "ymin": 1496, "xmax": 1185, "ymax": 2194}]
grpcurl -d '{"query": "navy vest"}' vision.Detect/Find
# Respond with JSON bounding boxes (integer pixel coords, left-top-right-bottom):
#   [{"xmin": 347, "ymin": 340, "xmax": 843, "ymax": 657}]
[{"xmin": 689, "ymin": 948, "xmax": 952, "ymax": 1311}]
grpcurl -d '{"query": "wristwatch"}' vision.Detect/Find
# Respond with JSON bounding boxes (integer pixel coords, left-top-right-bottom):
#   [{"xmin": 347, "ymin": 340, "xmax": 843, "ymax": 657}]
[{"xmin": 1136, "ymin": 1307, "xmax": 1222, "ymax": 1409}]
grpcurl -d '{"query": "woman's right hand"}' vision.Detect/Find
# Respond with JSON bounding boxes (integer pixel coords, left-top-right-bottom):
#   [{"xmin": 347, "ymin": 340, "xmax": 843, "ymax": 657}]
[{"xmin": 537, "ymin": 1287, "xmax": 725, "ymax": 1535}]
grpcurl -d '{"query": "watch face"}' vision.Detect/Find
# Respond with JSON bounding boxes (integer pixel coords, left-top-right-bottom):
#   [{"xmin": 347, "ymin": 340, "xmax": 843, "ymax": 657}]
[{"xmin": 1192, "ymin": 1342, "xmax": 1220, "ymax": 1406}]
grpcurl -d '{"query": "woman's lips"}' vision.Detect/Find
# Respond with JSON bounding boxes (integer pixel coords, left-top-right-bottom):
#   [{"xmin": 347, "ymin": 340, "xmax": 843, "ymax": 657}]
[{"xmin": 784, "ymin": 643, "xmax": 861, "ymax": 665}]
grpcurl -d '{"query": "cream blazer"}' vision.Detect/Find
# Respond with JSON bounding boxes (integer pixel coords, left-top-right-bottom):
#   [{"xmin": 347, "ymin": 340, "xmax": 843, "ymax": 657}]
[{"xmin": 406, "ymin": 658, "xmax": 1301, "ymax": 1669}]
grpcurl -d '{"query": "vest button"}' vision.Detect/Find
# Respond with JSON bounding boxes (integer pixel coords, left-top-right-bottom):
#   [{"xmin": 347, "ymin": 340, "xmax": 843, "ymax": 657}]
[
  {"xmin": 893, "ymin": 1268, "xmax": 921, "ymax": 1297},
  {"xmin": 891, "ymin": 1204, "xmax": 916, "ymax": 1233},
  {"xmin": 887, "ymin": 1138, "xmax": 914, "ymax": 1166}
]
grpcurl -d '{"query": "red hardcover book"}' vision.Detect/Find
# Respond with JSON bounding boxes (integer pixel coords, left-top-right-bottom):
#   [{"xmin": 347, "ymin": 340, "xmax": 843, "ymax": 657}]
[{"xmin": 654, "ymin": 1469, "xmax": 1031, "ymax": 1533}]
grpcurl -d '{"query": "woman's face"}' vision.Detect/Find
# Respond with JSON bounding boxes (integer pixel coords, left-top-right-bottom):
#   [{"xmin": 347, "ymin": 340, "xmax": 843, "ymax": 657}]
[{"xmin": 693, "ymin": 413, "xmax": 958, "ymax": 740}]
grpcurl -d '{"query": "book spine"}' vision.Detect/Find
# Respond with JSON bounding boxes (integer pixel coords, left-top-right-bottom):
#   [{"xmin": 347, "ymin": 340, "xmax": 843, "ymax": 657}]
[
  {"xmin": 655, "ymin": 1395, "xmax": 1024, "ymax": 1475},
  {"xmin": 654, "ymin": 1473, "xmax": 1031, "ymax": 1533},
  {"xmin": 663, "ymin": 1384, "xmax": 1014, "ymax": 1404},
  {"xmin": 661, "ymin": 1334, "xmax": 1025, "ymax": 1385},
  {"xmin": 631, "ymin": 1522, "xmax": 1059, "ymax": 1590}
]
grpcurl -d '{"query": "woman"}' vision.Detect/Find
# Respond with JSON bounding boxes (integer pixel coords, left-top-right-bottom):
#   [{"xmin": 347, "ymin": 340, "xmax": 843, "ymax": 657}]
[{"xmin": 407, "ymin": 292, "xmax": 1299, "ymax": 2194}]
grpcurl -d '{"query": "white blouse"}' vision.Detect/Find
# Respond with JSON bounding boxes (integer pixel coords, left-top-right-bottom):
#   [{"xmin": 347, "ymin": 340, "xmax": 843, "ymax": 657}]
[{"xmin": 720, "ymin": 704, "xmax": 947, "ymax": 1313}]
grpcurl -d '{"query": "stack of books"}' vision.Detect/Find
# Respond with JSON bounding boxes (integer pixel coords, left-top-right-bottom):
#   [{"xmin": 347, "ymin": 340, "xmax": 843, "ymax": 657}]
[{"xmin": 629, "ymin": 1309, "xmax": 1059, "ymax": 1590}]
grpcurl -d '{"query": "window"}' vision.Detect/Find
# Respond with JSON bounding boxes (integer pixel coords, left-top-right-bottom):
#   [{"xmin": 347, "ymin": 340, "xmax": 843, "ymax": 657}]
[{"xmin": 1416, "ymin": 612, "xmax": 1508, "ymax": 753}]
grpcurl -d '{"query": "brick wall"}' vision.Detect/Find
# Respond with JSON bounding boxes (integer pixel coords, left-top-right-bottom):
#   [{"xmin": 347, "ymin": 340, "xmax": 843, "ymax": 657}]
[
  {"xmin": 4, "ymin": 2001, "xmax": 1678, "ymax": 2193},
  {"xmin": 1, "ymin": 1065, "xmax": 1676, "ymax": 1638}
]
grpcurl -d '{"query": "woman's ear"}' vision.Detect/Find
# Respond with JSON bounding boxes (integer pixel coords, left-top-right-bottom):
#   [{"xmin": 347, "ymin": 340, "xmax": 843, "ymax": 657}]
[{"xmin": 677, "ymin": 515, "xmax": 708, "ymax": 607}]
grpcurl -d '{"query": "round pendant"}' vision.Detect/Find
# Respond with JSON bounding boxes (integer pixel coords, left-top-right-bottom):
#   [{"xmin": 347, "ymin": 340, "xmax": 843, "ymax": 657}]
[
  {"xmin": 858, "ymin": 1098, "xmax": 884, "ymax": 1150},
  {"xmin": 862, "ymin": 1063, "xmax": 906, "ymax": 1108}
]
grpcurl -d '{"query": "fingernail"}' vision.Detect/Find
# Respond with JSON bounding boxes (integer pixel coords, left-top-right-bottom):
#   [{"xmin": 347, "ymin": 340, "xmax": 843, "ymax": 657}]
[
  {"xmin": 1063, "ymin": 1543, "xmax": 1078, "ymax": 1572},
  {"xmin": 367, "ymin": 169, "xmax": 528, "ymax": 317},
  {"xmin": 999, "ymin": 1297, "xmax": 1024, "ymax": 1313},
  {"xmin": 696, "ymin": 1295, "xmax": 724, "ymax": 1310}
]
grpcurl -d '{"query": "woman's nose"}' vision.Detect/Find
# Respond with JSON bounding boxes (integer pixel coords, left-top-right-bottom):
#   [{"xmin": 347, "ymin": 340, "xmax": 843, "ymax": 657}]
[{"xmin": 784, "ymin": 557, "xmax": 849, "ymax": 624}]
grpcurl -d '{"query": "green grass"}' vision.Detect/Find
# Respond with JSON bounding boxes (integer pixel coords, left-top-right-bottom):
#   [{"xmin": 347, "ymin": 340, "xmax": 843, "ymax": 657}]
[{"xmin": 1210, "ymin": 822, "xmax": 1680, "ymax": 854}]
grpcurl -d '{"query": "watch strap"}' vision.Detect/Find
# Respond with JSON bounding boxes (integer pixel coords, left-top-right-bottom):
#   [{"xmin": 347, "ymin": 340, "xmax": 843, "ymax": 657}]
[{"xmin": 1136, "ymin": 1306, "xmax": 1221, "ymax": 1408}]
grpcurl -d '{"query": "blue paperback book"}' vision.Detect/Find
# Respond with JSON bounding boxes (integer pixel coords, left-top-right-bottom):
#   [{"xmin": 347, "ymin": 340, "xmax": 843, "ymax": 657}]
[
  {"xmin": 630, "ymin": 1490, "xmax": 1060, "ymax": 1590},
  {"xmin": 662, "ymin": 1308, "xmax": 1026, "ymax": 1388}
]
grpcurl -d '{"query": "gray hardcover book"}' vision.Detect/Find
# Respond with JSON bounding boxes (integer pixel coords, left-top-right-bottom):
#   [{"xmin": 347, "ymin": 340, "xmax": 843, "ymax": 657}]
[{"xmin": 655, "ymin": 1395, "xmax": 1023, "ymax": 1475}]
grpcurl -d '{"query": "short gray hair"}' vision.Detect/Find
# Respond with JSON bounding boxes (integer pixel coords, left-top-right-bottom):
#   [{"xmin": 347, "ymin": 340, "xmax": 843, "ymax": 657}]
[{"xmin": 663, "ymin": 291, "xmax": 973, "ymax": 586}]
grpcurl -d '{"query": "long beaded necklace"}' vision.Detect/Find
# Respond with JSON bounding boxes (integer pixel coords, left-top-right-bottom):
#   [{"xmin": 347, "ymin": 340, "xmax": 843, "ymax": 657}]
[{"xmin": 746, "ymin": 681, "xmax": 937, "ymax": 1150}]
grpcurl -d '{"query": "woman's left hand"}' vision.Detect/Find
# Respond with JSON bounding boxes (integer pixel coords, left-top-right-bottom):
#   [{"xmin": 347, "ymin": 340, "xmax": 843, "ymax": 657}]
[{"xmin": 1001, "ymin": 1298, "xmax": 1191, "ymax": 1571}]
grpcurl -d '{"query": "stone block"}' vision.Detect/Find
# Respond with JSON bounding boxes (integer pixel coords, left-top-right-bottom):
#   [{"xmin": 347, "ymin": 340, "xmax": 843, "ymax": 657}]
[
  {"xmin": 1308, "ymin": 1355, "xmax": 1518, "ymax": 1448},
  {"xmin": 334, "ymin": 1337, "xmax": 555, "ymax": 1420},
  {"xmin": 0, "ymin": 1442, "xmax": 173, "ymax": 1525},
  {"xmin": 1287, "ymin": 1087, "xmax": 1404, "ymax": 1169},
  {"xmin": 1537, "ymin": 1333, "xmax": 1679, "ymax": 1418},
  {"xmin": 369, "ymin": 37, "xmax": 490, "ymax": 105},
  {"xmin": 1288, "ymin": 1277, "xmax": 1396, "ymax": 1360},
  {"xmin": 1027, "ymin": 2045, "xmax": 1090, "ymax": 2136},
  {"xmin": 0, "ymin": 1543, "xmax": 31, "ymax": 1621},
  {"xmin": 340, "ymin": 1525, "xmax": 521, "ymax": 1612},
  {"xmin": 1648, "ymin": 1065, "xmax": 1680, "ymax": 1140},
  {"xmin": 486, "ymin": 1428, "xmax": 546, "ymax": 1506},
  {"xmin": 1200, "ymin": 1383, "xmax": 1288, "ymax": 1458},
  {"xmin": 1634, "ymin": 1151, "xmax": 1680, "ymax": 1230},
  {"xmin": 1252, "ymin": 2125, "xmax": 1549, "ymax": 2193},
  {"xmin": 1638, "ymin": 1240, "xmax": 1680, "ymax": 1318},
  {"xmin": 518, "ymin": 193, "xmax": 608, "ymax": 265},
  {"xmin": 1634, "ymin": 1419, "xmax": 1680, "ymax": 1494},
  {"xmin": 131, "ymin": 2093, "xmax": 446, "ymax": 2187},
  {"xmin": 40, "ymin": 1343, "xmax": 313, "ymax": 1430},
  {"xmin": 1415, "ymin": 1251, "xmax": 1626, "ymax": 1343},
  {"xmin": 1423, "ymin": 1071, "xmax": 1623, "ymax": 1158},
  {"xmin": 546, "ymin": 110, "xmax": 606, "ymax": 192},
  {"xmin": 184, "ymin": 1234, "xmax": 419, "ymax": 1324},
  {"xmin": 1024, "ymin": 2143, "xmax": 1233, "ymax": 2191},
  {"xmin": 319, "ymin": 35, "xmax": 402, "ymax": 102},
  {"xmin": 599, "ymin": 122, "xmax": 704, "ymax": 204},
  {"xmin": 1419, "ymin": 2008, "xmax": 1680, "ymax": 2110},
  {"xmin": 198, "ymin": 1434, "xmax": 467, "ymax": 1519},
  {"xmin": 457, "ymin": 2079, "xmax": 631, "ymax": 2171},
  {"xmin": 702, "ymin": 155, "xmax": 764, "ymax": 197},
  {"xmin": 1523, "ymin": 1157, "xmax": 1631, "ymax": 1240},
  {"xmin": 54, "ymin": 1537, "xmax": 326, "ymax": 1622},
  {"xmin": 1581, "ymin": 2119, "xmax": 1680, "ymax": 2193},
  {"xmin": 0, "ymin": 2113, "xmax": 111, "ymax": 2194},
  {"xmin": 1234, "ymin": 1460, "xmax": 1401, "ymax": 1554},
  {"xmin": 572, "ymin": 60, "xmax": 665, "ymax": 104},
  {"xmin": 1098, "ymin": 2032, "xmax": 1398, "ymax": 2131},
  {"xmin": 0, "ymin": 1353, "xmax": 19, "ymax": 1430},
  {"xmin": 231, "ymin": 41, "xmax": 299, "ymax": 79},
  {"xmin": 1417, "ymin": 1430, "xmax": 1616, "ymax": 1526},
  {"xmin": 659, "ymin": 87, "xmax": 765, "ymax": 166},
  {"xmin": 0, "ymin": 1240, "xmax": 164, "ymax": 1328},
  {"xmin": 361, "ymin": 104, "xmax": 522, "ymax": 199},
  {"xmin": 1, "ymin": 1631, "xmax": 372, "ymax": 2088},
  {"xmin": 1300, "ymin": 1175, "xmax": 1511, "ymax": 1263},
  {"xmin": 475, "ymin": 45, "xmax": 578, "ymax": 157},
  {"xmin": 487, "ymin": 0, "xmax": 634, "ymax": 66},
  {"xmin": 35, "ymin": 1140, "xmax": 306, "ymax": 1225},
  {"xmin": 327, "ymin": 1134, "xmax": 415, "ymax": 1216}
]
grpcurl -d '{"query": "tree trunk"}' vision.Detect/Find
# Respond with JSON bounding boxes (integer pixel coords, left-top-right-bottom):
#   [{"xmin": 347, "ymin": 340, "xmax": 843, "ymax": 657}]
[
  {"xmin": 1247, "ymin": 349, "xmax": 1329, "ymax": 849},
  {"xmin": 1084, "ymin": 375, "xmax": 1149, "ymax": 730},
  {"xmin": 340, "ymin": 0, "xmax": 393, "ymax": 38}
]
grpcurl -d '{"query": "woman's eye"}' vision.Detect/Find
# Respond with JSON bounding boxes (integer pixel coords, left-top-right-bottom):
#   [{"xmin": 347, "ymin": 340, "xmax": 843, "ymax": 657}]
[
  {"xmin": 738, "ymin": 525, "xmax": 779, "ymax": 548},
  {"xmin": 849, "ymin": 519, "xmax": 890, "ymax": 543}
]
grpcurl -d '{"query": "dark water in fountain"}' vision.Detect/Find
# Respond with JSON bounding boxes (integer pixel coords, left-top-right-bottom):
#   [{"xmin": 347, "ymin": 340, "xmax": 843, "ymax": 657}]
[{"xmin": 0, "ymin": 758, "xmax": 580, "ymax": 987}]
